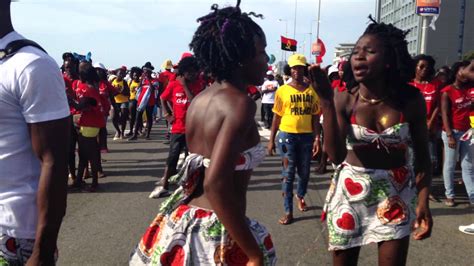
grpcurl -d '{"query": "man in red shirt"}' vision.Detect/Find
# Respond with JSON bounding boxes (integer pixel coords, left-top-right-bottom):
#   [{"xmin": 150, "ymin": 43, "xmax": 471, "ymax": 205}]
[{"xmin": 150, "ymin": 56, "xmax": 203, "ymax": 198}]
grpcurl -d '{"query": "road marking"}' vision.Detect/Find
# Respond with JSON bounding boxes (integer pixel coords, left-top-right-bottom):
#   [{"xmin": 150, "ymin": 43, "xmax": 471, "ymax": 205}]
[{"xmin": 257, "ymin": 121, "xmax": 270, "ymax": 140}]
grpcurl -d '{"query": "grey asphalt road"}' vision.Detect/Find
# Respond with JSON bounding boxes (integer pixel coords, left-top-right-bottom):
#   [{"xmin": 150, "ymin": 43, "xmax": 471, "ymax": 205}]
[{"xmin": 57, "ymin": 118, "xmax": 473, "ymax": 265}]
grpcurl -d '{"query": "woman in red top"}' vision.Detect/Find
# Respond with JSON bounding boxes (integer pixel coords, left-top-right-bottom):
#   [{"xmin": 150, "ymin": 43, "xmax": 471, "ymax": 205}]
[
  {"xmin": 440, "ymin": 61, "xmax": 474, "ymax": 206},
  {"xmin": 410, "ymin": 55, "xmax": 441, "ymax": 177},
  {"xmin": 71, "ymin": 62, "xmax": 106, "ymax": 192}
]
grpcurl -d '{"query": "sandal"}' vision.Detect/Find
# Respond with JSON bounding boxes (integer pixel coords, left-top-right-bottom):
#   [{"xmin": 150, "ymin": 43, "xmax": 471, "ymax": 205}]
[
  {"xmin": 278, "ymin": 214, "xmax": 293, "ymax": 225},
  {"xmin": 296, "ymin": 196, "xmax": 308, "ymax": 212}
]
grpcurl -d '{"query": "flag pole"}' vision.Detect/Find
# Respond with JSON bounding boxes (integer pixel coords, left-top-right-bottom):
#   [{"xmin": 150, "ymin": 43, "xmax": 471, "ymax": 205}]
[
  {"xmin": 293, "ymin": 0, "xmax": 298, "ymax": 53},
  {"xmin": 316, "ymin": 0, "xmax": 321, "ymax": 41}
]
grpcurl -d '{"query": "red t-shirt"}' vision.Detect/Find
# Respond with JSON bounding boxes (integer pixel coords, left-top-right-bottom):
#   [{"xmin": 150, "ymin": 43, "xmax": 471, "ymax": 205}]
[
  {"xmin": 469, "ymin": 87, "xmax": 474, "ymax": 117},
  {"xmin": 137, "ymin": 79, "xmax": 159, "ymax": 106},
  {"xmin": 410, "ymin": 81, "xmax": 439, "ymax": 119},
  {"xmin": 331, "ymin": 79, "xmax": 347, "ymax": 92},
  {"xmin": 161, "ymin": 79, "xmax": 203, "ymax": 134},
  {"xmin": 441, "ymin": 85, "xmax": 471, "ymax": 131},
  {"xmin": 63, "ymin": 74, "xmax": 78, "ymax": 115},
  {"xmin": 158, "ymin": 71, "xmax": 176, "ymax": 95},
  {"xmin": 98, "ymin": 81, "xmax": 116, "ymax": 115},
  {"xmin": 76, "ymin": 82, "xmax": 106, "ymax": 128}
]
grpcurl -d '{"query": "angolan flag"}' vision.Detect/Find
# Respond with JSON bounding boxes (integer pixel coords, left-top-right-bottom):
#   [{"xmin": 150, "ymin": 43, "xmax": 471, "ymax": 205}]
[{"xmin": 281, "ymin": 36, "xmax": 297, "ymax": 52}]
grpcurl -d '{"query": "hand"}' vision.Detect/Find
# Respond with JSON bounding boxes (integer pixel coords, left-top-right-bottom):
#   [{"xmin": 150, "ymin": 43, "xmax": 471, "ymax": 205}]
[
  {"xmin": 267, "ymin": 141, "xmax": 275, "ymax": 156},
  {"xmin": 308, "ymin": 64, "xmax": 333, "ymax": 100},
  {"xmin": 412, "ymin": 203, "xmax": 433, "ymax": 240},
  {"xmin": 447, "ymin": 136, "xmax": 456, "ymax": 149},
  {"xmin": 426, "ymin": 121, "xmax": 432, "ymax": 131},
  {"xmin": 246, "ymin": 254, "xmax": 264, "ymax": 266},
  {"xmin": 164, "ymin": 114, "xmax": 175, "ymax": 124},
  {"xmin": 312, "ymin": 139, "xmax": 321, "ymax": 158},
  {"xmin": 26, "ymin": 251, "xmax": 55, "ymax": 266}
]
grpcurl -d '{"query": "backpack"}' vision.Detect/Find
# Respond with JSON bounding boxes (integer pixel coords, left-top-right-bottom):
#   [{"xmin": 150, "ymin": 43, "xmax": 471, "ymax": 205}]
[{"xmin": 0, "ymin": 39, "xmax": 46, "ymax": 61}]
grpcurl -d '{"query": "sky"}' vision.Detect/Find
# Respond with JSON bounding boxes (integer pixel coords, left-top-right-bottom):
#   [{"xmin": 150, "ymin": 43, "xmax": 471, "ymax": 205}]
[{"xmin": 11, "ymin": 0, "xmax": 376, "ymax": 70}]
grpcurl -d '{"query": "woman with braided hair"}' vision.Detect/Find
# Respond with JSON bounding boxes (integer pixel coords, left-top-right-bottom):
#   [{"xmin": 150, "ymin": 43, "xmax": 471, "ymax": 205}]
[
  {"xmin": 310, "ymin": 17, "xmax": 433, "ymax": 265},
  {"xmin": 130, "ymin": 1, "xmax": 275, "ymax": 265}
]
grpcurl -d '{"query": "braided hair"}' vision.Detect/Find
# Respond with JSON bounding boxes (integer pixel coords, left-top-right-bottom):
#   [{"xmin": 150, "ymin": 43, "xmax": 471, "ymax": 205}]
[
  {"xmin": 189, "ymin": 0, "xmax": 264, "ymax": 82},
  {"xmin": 344, "ymin": 16, "xmax": 415, "ymax": 100}
]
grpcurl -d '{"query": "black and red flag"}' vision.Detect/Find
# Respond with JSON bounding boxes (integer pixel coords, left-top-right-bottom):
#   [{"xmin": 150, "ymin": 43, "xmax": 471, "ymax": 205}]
[{"xmin": 281, "ymin": 36, "xmax": 297, "ymax": 52}]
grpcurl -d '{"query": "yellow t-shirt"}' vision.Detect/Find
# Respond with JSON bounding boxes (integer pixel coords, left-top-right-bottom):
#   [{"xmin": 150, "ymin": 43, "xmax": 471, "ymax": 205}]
[
  {"xmin": 272, "ymin": 84, "xmax": 321, "ymax": 133},
  {"xmin": 128, "ymin": 80, "xmax": 140, "ymax": 100},
  {"xmin": 112, "ymin": 79, "xmax": 129, "ymax": 103}
]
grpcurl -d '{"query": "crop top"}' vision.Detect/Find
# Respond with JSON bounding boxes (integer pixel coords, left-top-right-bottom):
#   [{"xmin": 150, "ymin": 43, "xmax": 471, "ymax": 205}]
[
  {"xmin": 165, "ymin": 143, "xmax": 265, "ymax": 206},
  {"xmin": 198, "ymin": 143, "xmax": 266, "ymax": 171},
  {"xmin": 346, "ymin": 93, "xmax": 412, "ymax": 153}
]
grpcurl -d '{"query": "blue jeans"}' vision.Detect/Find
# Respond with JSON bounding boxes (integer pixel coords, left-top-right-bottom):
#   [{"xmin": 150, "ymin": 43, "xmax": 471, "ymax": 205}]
[
  {"xmin": 441, "ymin": 130, "xmax": 474, "ymax": 202},
  {"xmin": 277, "ymin": 131, "xmax": 313, "ymax": 213}
]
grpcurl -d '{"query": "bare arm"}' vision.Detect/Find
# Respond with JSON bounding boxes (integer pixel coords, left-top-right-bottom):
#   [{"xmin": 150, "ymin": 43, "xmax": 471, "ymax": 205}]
[
  {"xmin": 309, "ymin": 65, "xmax": 348, "ymax": 164},
  {"xmin": 440, "ymin": 92, "xmax": 456, "ymax": 149},
  {"xmin": 27, "ymin": 117, "xmax": 70, "ymax": 264},
  {"xmin": 407, "ymin": 93, "xmax": 433, "ymax": 240},
  {"xmin": 203, "ymin": 96, "xmax": 263, "ymax": 262},
  {"xmin": 267, "ymin": 114, "xmax": 282, "ymax": 156}
]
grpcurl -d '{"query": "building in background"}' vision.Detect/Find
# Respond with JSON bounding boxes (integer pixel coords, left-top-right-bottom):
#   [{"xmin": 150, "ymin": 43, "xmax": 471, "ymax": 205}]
[
  {"xmin": 376, "ymin": 0, "xmax": 473, "ymax": 67},
  {"xmin": 332, "ymin": 43, "xmax": 355, "ymax": 65}
]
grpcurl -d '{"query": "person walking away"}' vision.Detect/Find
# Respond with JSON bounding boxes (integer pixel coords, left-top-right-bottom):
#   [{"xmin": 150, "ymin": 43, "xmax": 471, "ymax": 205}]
[
  {"xmin": 440, "ymin": 60, "xmax": 474, "ymax": 206},
  {"xmin": 149, "ymin": 56, "xmax": 202, "ymax": 198},
  {"xmin": 267, "ymin": 54, "xmax": 321, "ymax": 225},
  {"xmin": 0, "ymin": 1, "xmax": 70, "ymax": 263},
  {"xmin": 261, "ymin": 70, "xmax": 278, "ymax": 129}
]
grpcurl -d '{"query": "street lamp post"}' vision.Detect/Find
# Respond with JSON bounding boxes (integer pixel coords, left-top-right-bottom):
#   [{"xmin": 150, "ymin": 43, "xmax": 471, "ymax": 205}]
[{"xmin": 308, "ymin": 20, "xmax": 317, "ymax": 62}]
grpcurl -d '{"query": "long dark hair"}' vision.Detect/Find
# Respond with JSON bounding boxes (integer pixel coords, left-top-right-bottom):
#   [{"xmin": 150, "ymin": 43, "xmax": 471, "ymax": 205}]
[
  {"xmin": 343, "ymin": 16, "xmax": 415, "ymax": 102},
  {"xmin": 189, "ymin": 0, "xmax": 264, "ymax": 82},
  {"xmin": 448, "ymin": 60, "xmax": 470, "ymax": 85}
]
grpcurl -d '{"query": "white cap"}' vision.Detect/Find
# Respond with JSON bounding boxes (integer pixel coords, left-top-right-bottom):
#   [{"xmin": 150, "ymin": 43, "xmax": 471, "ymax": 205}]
[
  {"xmin": 266, "ymin": 70, "xmax": 274, "ymax": 76},
  {"xmin": 328, "ymin": 65, "xmax": 339, "ymax": 76},
  {"xmin": 93, "ymin": 62, "xmax": 107, "ymax": 70}
]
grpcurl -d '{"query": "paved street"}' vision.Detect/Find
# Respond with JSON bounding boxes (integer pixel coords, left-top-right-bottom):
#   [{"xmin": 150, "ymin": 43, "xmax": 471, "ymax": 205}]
[{"xmin": 57, "ymin": 116, "xmax": 473, "ymax": 265}]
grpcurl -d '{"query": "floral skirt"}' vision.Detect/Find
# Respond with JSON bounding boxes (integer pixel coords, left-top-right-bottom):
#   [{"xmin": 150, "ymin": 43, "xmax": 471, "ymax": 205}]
[
  {"xmin": 129, "ymin": 205, "xmax": 276, "ymax": 265},
  {"xmin": 322, "ymin": 162, "xmax": 417, "ymax": 251}
]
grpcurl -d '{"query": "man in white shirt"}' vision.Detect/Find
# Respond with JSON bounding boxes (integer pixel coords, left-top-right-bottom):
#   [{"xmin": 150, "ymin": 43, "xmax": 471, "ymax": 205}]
[
  {"xmin": 261, "ymin": 70, "xmax": 279, "ymax": 129},
  {"xmin": 0, "ymin": 1, "xmax": 70, "ymax": 264}
]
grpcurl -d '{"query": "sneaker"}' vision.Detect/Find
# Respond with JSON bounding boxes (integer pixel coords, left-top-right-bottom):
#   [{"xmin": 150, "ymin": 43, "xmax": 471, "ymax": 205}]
[
  {"xmin": 445, "ymin": 198, "xmax": 455, "ymax": 207},
  {"xmin": 459, "ymin": 224, "xmax": 474, "ymax": 235},
  {"xmin": 127, "ymin": 135, "xmax": 138, "ymax": 141},
  {"xmin": 149, "ymin": 186, "xmax": 169, "ymax": 199},
  {"xmin": 113, "ymin": 133, "xmax": 121, "ymax": 141}
]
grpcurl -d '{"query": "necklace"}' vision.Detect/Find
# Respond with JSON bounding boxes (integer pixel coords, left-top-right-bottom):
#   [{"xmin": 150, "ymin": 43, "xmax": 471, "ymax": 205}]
[{"xmin": 359, "ymin": 91, "xmax": 387, "ymax": 104}]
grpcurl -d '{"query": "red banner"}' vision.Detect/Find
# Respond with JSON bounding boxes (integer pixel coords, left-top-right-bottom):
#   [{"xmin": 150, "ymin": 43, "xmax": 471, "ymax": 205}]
[{"xmin": 311, "ymin": 38, "xmax": 326, "ymax": 63}]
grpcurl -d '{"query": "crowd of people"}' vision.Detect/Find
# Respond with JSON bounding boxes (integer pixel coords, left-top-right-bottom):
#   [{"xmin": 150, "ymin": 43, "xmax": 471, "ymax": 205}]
[{"xmin": 1, "ymin": 0, "xmax": 473, "ymax": 265}]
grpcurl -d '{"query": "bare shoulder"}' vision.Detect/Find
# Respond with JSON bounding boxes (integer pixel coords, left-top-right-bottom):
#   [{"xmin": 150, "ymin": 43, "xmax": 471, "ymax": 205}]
[{"xmin": 334, "ymin": 88, "xmax": 355, "ymax": 115}]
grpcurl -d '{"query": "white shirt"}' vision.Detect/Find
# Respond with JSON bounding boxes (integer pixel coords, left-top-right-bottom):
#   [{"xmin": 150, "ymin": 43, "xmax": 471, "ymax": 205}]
[
  {"xmin": 0, "ymin": 31, "xmax": 70, "ymax": 239},
  {"xmin": 261, "ymin": 80, "xmax": 279, "ymax": 104}
]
